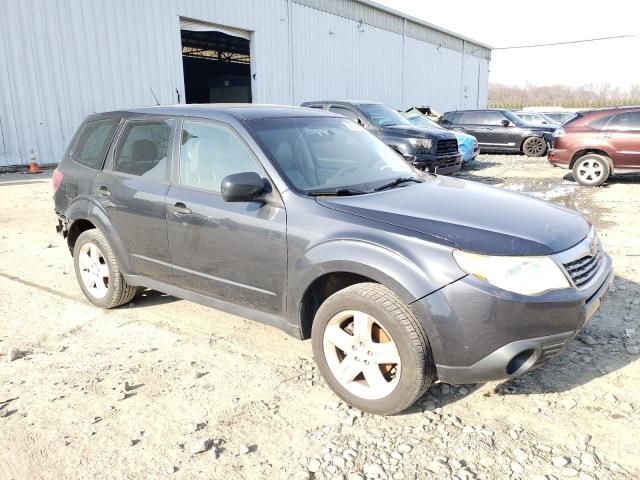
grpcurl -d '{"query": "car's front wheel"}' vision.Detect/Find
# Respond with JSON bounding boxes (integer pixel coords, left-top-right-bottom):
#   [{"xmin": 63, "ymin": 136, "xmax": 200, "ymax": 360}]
[
  {"xmin": 73, "ymin": 229, "xmax": 138, "ymax": 308},
  {"xmin": 572, "ymin": 154, "xmax": 611, "ymax": 186},
  {"xmin": 311, "ymin": 283, "xmax": 436, "ymax": 415},
  {"xmin": 522, "ymin": 136, "xmax": 548, "ymax": 157}
]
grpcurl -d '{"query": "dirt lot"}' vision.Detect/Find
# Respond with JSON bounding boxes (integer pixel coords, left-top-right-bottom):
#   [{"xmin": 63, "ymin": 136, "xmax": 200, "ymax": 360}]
[{"xmin": 1, "ymin": 155, "xmax": 639, "ymax": 480}]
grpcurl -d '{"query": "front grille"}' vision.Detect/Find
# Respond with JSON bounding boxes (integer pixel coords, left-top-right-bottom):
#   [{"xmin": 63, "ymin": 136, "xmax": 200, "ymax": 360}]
[
  {"xmin": 562, "ymin": 248, "xmax": 603, "ymax": 288},
  {"xmin": 436, "ymin": 138, "xmax": 458, "ymax": 155}
]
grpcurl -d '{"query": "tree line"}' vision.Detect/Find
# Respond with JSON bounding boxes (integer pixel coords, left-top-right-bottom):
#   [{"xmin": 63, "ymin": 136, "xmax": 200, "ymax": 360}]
[{"xmin": 489, "ymin": 83, "xmax": 640, "ymax": 109}]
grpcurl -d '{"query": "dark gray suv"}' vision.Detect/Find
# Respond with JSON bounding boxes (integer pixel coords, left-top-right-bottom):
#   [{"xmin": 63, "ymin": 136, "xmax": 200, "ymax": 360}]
[{"xmin": 53, "ymin": 105, "xmax": 612, "ymax": 414}]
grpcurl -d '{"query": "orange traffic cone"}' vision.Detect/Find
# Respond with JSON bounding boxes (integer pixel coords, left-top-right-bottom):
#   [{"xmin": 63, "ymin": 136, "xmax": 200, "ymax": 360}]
[{"xmin": 28, "ymin": 149, "xmax": 42, "ymax": 174}]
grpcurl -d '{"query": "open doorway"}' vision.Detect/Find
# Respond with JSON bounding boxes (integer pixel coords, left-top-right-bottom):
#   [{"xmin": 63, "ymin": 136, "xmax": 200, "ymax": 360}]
[{"xmin": 180, "ymin": 19, "xmax": 252, "ymax": 104}]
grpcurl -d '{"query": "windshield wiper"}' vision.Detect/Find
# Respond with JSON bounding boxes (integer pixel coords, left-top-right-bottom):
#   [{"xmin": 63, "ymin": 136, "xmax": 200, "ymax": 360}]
[
  {"xmin": 306, "ymin": 187, "xmax": 368, "ymax": 197},
  {"xmin": 372, "ymin": 177, "xmax": 422, "ymax": 192}
]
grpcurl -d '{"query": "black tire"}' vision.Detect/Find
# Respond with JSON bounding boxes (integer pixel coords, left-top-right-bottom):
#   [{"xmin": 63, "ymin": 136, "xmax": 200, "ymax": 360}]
[
  {"xmin": 572, "ymin": 154, "xmax": 611, "ymax": 187},
  {"xmin": 522, "ymin": 136, "xmax": 547, "ymax": 157},
  {"xmin": 73, "ymin": 229, "xmax": 137, "ymax": 308},
  {"xmin": 311, "ymin": 283, "xmax": 436, "ymax": 415}
]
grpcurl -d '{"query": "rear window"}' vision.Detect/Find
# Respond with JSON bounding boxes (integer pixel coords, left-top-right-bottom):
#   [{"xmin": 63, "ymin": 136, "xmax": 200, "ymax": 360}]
[{"xmin": 71, "ymin": 119, "xmax": 118, "ymax": 170}]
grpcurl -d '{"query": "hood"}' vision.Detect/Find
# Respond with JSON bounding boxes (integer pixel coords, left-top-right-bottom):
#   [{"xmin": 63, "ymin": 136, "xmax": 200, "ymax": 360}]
[
  {"xmin": 520, "ymin": 123, "xmax": 558, "ymax": 133},
  {"xmin": 317, "ymin": 176, "xmax": 589, "ymax": 256},
  {"xmin": 381, "ymin": 124, "xmax": 457, "ymax": 140}
]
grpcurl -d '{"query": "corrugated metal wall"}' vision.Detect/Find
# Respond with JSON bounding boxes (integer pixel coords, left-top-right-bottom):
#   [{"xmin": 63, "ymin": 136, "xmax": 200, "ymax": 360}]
[{"xmin": 0, "ymin": 0, "xmax": 489, "ymax": 166}]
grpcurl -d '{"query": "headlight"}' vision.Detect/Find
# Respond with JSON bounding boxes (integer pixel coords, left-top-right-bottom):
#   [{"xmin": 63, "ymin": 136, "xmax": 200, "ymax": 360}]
[
  {"xmin": 553, "ymin": 127, "xmax": 565, "ymax": 138},
  {"xmin": 408, "ymin": 138, "xmax": 432, "ymax": 149},
  {"xmin": 453, "ymin": 250, "xmax": 570, "ymax": 296}
]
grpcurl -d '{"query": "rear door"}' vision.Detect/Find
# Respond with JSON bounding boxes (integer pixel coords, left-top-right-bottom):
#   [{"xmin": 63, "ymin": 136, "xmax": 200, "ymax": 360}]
[
  {"xmin": 455, "ymin": 111, "xmax": 488, "ymax": 143},
  {"xmin": 165, "ymin": 119, "xmax": 287, "ymax": 315},
  {"xmin": 93, "ymin": 117, "xmax": 175, "ymax": 282},
  {"xmin": 603, "ymin": 111, "xmax": 640, "ymax": 168}
]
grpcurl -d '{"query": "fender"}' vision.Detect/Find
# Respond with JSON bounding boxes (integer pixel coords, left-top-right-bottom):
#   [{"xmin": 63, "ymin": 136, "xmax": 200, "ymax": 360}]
[
  {"xmin": 289, "ymin": 237, "xmax": 465, "ymax": 330},
  {"xmin": 66, "ymin": 197, "xmax": 134, "ymax": 275}
]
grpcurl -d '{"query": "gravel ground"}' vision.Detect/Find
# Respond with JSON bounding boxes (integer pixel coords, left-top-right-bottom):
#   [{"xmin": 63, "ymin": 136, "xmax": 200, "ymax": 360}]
[{"xmin": 0, "ymin": 155, "xmax": 639, "ymax": 480}]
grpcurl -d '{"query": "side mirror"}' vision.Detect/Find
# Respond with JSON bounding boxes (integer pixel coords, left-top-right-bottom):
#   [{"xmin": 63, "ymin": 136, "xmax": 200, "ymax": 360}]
[
  {"xmin": 357, "ymin": 118, "xmax": 367, "ymax": 128},
  {"xmin": 221, "ymin": 172, "xmax": 266, "ymax": 203},
  {"xmin": 501, "ymin": 119, "xmax": 511, "ymax": 127}
]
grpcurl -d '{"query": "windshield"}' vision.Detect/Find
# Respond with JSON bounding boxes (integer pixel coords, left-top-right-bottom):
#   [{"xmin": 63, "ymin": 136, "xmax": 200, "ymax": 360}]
[
  {"xmin": 406, "ymin": 115, "xmax": 442, "ymax": 129},
  {"xmin": 358, "ymin": 104, "xmax": 411, "ymax": 127},
  {"xmin": 245, "ymin": 117, "xmax": 420, "ymax": 194},
  {"xmin": 503, "ymin": 110, "xmax": 526, "ymax": 125}
]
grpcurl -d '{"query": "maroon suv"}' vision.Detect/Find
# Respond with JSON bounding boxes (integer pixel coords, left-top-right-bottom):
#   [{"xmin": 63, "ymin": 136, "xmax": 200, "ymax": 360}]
[{"xmin": 548, "ymin": 106, "xmax": 640, "ymax": 186}]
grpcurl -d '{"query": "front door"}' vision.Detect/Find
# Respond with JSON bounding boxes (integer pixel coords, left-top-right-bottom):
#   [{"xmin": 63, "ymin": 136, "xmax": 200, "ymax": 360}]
[
  {"xmin": 604, "ymin": 111, "xmax": 640, "ymax": 168},
  {"xmin": 94, "ymin": 118, "xmax": 175, "ymax": 282},
  {"xmin": 165, "ymin": 119, "xmax": 287, "ymax": 314}
]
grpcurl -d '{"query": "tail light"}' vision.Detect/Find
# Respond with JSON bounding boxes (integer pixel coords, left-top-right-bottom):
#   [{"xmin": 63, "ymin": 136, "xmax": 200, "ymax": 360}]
[{"xmin": 52, "ymin": 168, "xmax": 64, "ymax": 192}]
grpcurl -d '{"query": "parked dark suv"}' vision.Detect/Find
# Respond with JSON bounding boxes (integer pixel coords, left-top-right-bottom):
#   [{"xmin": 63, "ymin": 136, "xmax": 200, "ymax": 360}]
[
  {"xmin": 53, "ymin": 105, "xmax": 612, "ymax": 415},
  {"xmin": 301, "ymin": 101, "xmax": 462, "ymax": 174},
  {"xmin": 549, "ymin": 106, "xmax": 640, "ymax": 186},
  {"xmin": 439, "ymin": 109, "xmax": 558, "ymax": 157}
]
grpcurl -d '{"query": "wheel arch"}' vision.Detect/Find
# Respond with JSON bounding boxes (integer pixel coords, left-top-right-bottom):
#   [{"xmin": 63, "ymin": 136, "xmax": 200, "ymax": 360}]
[
  {"xmin": 65, "ymin": 200, "xmax": 134, "ymax": 274},
  {"xmin": 291, "ymin": 239, "xmax": 444, "ymax": 339},
  {"xmin": 569, "ymin": 148, "xmax": 613, "ymax": 169}
]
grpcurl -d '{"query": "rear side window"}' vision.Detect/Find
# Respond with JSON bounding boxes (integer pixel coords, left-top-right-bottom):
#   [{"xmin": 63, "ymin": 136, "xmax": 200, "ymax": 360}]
[
  {"xmin": 587, "ymin": 115, "xmax": 614, "ymax": 130},
  {"xmin": 458, "ymin": 111, "xmax": 484, "ymax": 125},
  {"xmin": 606, "ymin": 111, "xmax": 640, "ymax": 130},
  {"xmin": 113, "ymin": 120, "xmax": 173, "ymax": 180},
  {"xmin": 71, "ymin": 120, "xmax": 118, "ymax": 170}
]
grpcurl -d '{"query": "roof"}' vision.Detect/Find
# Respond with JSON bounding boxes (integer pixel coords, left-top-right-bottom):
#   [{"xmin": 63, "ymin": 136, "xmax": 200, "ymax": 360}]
[
  {"xmin": 301, "ymin": 100, "xmax": 382, "ymax": 106},
  {"xmin": 360, "ymin": 0, "xmax": 492, "ymax": 50},
  {"xmin": 93, "ymin": 104, "xmax": 339, "ymax": 121}
]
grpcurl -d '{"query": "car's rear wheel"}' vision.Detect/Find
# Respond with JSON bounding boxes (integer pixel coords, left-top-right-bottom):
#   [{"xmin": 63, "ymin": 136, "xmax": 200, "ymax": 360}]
[
  {"xmin": 572, "ymin": 154, "xmax": 610, "ymax": 186},
  {"xmin": 311, "ymin": 283, "xmax": 435, "ymax": 415},
  {"xmin": 522, "ymin": 136, "xmax": 548, "ymax": 157},
  {"xmin": 73, "ymin": 229, "xmax": 137, "ymax": 308}
]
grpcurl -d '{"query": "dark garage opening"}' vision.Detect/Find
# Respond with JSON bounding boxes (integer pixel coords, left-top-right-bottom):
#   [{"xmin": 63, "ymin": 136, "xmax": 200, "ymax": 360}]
[{"xmin": 181, "ymin": 29, "xmax": 252, "ymax": 104}]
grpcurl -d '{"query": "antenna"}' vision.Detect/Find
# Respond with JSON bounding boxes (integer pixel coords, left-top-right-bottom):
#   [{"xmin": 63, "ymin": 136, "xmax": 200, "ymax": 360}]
[{"xmin": 149, "ymin": 87, "xmax": 160, "ymax": 106}]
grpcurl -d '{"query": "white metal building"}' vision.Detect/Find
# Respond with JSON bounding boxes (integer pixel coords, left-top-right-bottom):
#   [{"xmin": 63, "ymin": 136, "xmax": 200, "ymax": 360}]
[{"xmin": 0, "ymin": 0, "xmax": 491, "ymax": 166}]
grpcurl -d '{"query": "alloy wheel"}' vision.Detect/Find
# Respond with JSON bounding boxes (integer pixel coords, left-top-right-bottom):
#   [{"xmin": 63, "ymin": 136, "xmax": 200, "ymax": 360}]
[
  {"xmin": 576, "ymin": 158, "xmax": 604, "ymax": 183},
  {"xmin": 525, "ymin": 137, "xmax": 546, "ymax": 156},
  {"xmin": 78, "ymin": 242, "xmax": 110, "ymax": 299},
  {"xmin": 322, "ymin": 310, "xmax": 401, "ymax": 400}
]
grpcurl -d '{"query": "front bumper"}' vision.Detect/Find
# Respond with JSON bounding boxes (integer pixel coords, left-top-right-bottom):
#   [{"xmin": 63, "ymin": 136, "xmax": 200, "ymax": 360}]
[
  {"xmin": 412, "ymin": 153, "xmax": 462, "ymax": 174},
  {"xmin": 410, "ymin": 252, "xmax": 613, "ymax": 385}
]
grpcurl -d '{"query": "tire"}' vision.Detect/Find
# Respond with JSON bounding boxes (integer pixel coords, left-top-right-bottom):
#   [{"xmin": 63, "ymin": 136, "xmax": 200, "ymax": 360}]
[
  {"xmin": 73, "ymin": 229, "xmax": 137, "ymax": 308},
  {"xmin": 522, "ymin": 136, "xmax": 548, "ymax": 157},
  {"xmin": 311, "ymin": 283, "xmax": 436, "ymax": 415},
  {"xmin": 572, "ymin": 154, "xmax": 611, "ymax": 187}
]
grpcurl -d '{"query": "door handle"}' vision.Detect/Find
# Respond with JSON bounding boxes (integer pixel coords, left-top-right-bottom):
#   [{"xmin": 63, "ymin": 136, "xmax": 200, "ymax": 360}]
[
  {"xmin": 97, "ymin": 186, "xmax": 111, "ymax": 197},
  {"xmin": 603, "ymin": 132, "xmax": 612, "ymax": 138},
  {"xmin": 169, "ymin": 202, "xmax": 192, "ymax": 215}
]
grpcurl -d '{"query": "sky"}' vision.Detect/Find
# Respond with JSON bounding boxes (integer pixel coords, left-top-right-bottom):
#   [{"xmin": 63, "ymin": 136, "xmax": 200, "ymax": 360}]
[{"xmin": 374, "ymin": 0, "xmax": 640, "ymax": 90}]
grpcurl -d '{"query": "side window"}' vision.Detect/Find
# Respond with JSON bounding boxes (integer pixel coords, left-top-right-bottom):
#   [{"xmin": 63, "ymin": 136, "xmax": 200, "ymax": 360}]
[
  {"xmin": 588, "ymin": 115, "xmax": 614, "ymax": 130},
  {"xmin": 71, "ymin": 120, "xmax": 118, "ymax": 169},
  {"xmin": 329, "ymin": 106, "xmax": 360, "ymax": 123},
  {"xmin": 458, "ymin": 111, "xmax": 484, "ymax": 125},
  {"xmin": 113, "ymin": 120, "xmax": 173, "ymax": 180},
  {"xmin": 484, "ymin": 111, "xmax": 507, "ymax": 126},
  {"xmin": 307, "ymin": 104, "xmax": 325, "ymax": 109},
  {"xmin": 606, "ymin": 112, "xmax": 640, "ymax": 131},
  {"xmin": 179, "ymin": 121, "xmax": 262, "ymax": 193}
]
